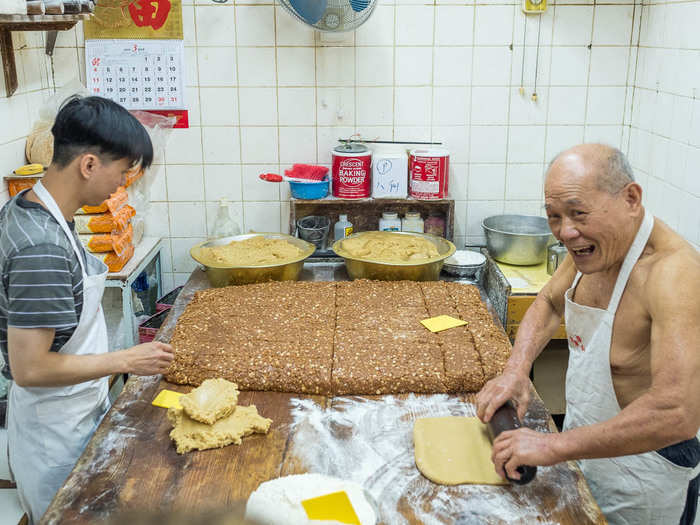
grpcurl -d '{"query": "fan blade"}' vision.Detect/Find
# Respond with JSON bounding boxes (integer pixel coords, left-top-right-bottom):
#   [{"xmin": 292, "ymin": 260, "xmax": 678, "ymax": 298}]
[
  {"xmin": 288, "ymin": 0, "xmax": 328, "ymax": 24},
  {"xmin": 349, "ymin": 0, "xmax": 369, "ymax": 12}
]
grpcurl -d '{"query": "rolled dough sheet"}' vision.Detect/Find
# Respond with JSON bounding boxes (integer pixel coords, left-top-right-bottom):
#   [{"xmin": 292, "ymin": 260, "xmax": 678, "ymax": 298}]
[
  {"xmin": 413, "ymin": 416, "xmax": 507, "ymax": 486},
  {"xmin": 179, "ymin": 378, "xmax": 239, "ymax": 424},
  {"xmin": 168, "ymin": 405, "xmax": 272, "ymax": 454}
]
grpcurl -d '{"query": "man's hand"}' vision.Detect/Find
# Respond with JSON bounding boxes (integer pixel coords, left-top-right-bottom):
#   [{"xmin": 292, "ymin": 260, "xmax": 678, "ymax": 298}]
[
  {"xmin": 121, "ymin": 341, "xmax": 174, "ymax": 376},
  {"xmin": 476, "ymin": 370, "xmax": 531, "ymax": 423},
  {"xmin": 491, "ymin": 428, "xmax": 560, "ymax": 480}
]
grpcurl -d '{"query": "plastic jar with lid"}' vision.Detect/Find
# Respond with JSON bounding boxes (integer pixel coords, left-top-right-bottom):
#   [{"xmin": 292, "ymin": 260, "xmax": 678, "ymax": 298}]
[
  {"xmin": 401, "ymin": 211, "xmax": 424, "ymax": 233},
  {"xmin": 379, "ymin": 211, "xmax": 401, "ymax": 231},
  {"xmin": 424, "ymin": 212, "xmax": 446, "ymax": 237}
]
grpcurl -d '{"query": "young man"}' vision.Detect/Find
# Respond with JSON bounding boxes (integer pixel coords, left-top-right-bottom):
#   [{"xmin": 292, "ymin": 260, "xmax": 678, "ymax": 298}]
[
  {"xmin": 476, "ymin": 144, "xmax": 700, "ymax": 524},
  {"xmin": 0, "ymin": 96, "xmax": 174, "ymax": 524}
]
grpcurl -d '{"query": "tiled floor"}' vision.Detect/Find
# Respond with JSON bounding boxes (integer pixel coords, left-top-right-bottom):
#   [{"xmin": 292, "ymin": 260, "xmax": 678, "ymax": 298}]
[{"xmin": 0, "ymin": 429, "xmax": 23, "ymax": 525}]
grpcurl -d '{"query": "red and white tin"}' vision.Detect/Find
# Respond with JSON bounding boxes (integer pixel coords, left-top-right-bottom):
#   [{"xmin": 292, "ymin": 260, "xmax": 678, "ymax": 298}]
[
  {"xmin": 408, "ymin": 148, "xmax": 449, "ymax": 200},
  {"xmin": 332, "ymin": 143, "xmax": 372, "ymax": 199}
]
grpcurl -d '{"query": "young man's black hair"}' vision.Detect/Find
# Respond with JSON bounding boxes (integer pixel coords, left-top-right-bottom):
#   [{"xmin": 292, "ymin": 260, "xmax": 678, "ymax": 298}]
[{"xmin": 51, "ymin": 95, "xmax": 154, "ymax": 170}]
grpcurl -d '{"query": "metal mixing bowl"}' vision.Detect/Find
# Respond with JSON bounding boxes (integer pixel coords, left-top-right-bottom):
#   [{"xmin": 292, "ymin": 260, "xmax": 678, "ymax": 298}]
[
  {"xmin": 482, "ymin": 215, "xmax": 554, "ymax": 266},
  {"xmin": 190, "ymin": 233, "xmax": 315, "ymax": 287},
  {"xmin": 442, "ymin": 251, "xmax": 487, "ymax": 281},
  {"xmin": 332, "ymin": 231, "xmax": 456, "ymax": 281}
]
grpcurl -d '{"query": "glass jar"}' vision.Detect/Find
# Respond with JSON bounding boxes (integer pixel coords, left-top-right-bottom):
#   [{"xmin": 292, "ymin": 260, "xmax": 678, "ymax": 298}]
[
  {"xmin": 424, "ymin": 212, "xmax": 446, "ymax": 237},
  {"xmin": 379, "ymin": 211, "xmax": 401, "ymax": 231},
  {"xmin": 401, "ymin": 211, "xmax": 424, "ymax": 233}
]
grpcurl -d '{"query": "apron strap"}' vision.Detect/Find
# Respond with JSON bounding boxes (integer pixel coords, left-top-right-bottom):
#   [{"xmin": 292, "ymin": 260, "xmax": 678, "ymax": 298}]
[
  {"xmin": 32, "ymin": 181, "xmax": 87, "ymax": 276},
  {"xmin": 606, "ymin": 209, "xmax": 654, "ymax": 315},
  {"xmin": 571, "ymin": 271, "xmax": 583, "ymax": 290}
]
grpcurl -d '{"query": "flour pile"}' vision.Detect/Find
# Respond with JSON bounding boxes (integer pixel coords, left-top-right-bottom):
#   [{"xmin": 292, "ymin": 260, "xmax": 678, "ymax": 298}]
[{"xmin": 245, "ymin": 473, "xmax": 377, "ymax": 525}]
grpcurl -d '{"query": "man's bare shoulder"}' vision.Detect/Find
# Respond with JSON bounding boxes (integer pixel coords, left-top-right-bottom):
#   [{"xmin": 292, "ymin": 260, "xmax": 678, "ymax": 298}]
[{"xmin": 644, "ymin": 220, "xmax": 700, "ymax": 309}]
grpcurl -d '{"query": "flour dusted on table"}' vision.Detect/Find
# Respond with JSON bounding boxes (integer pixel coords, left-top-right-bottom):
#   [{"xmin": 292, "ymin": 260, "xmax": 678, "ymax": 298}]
[
  {"xmin": 286, "ymin": 395, "xmax": 602, "ymax": 524},
  {"xmin": 245, "ymin": 473, "xmax": 377, "ymax": 525}
]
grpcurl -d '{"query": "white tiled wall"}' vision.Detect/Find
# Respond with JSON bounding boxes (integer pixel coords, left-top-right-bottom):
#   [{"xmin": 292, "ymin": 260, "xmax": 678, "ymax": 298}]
[
  {"xmin": 626, "ymin": 0, "xmax": 700, "ymax": 250},
  {"xmin": 0, "ymin": 32, "xmax": 59, "ymax": 205},
  {"xmin": 2, "ymin": 0, "xmax": 677, "ymax": 289}
]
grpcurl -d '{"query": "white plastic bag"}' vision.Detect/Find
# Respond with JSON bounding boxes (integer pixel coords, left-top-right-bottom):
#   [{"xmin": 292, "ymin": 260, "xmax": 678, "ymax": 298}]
[{"xmin": 125, "ymin": 111, "xmax": 176, "ymax": 218}]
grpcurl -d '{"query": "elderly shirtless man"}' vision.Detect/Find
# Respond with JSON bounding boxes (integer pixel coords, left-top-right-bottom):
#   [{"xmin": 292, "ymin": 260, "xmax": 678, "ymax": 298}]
[{"xmin": 476, "ymin": 144, "xmax": 700, "ymax": 525}]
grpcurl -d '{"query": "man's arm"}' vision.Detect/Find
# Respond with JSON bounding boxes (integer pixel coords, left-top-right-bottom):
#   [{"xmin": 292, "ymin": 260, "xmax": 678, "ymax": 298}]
[
  {"xmin": 8, "ymin": 326, "xmax": 174, "ymax": 387},
  {"xmin": 476, "ymin": 254, "xmax": 576, "ymax": 421},
  {"xmin": 492, "ymin": 253, "xmax": 700, "ymax": 479}
]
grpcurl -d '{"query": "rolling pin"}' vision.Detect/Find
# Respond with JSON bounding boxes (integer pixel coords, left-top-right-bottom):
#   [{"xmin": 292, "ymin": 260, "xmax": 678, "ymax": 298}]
[{"xmin": 487, "ymin": 400, "xmax": 538, "ymax": 485}]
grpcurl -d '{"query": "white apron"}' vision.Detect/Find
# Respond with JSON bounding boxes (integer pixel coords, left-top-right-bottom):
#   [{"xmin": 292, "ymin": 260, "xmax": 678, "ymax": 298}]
[
  {"xmin": 563, "ymin": 209, "xmax": 700, "ymax": 525},
  {"xmin": 7, "ymin": 181, "xmax": 110, "ymax": 524}
]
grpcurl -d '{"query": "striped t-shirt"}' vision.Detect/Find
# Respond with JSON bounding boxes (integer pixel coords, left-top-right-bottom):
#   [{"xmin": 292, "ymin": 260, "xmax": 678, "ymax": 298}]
[{"xmin": 0, "ymin": 190, "xmax": 86, "ymax": 380}]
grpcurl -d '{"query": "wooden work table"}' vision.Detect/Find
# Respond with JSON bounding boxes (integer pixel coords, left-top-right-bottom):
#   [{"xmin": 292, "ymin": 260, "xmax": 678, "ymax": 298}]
[
  {"xmin": 495, "ymin": 260, "xmax": 567, "ymax": 341},
  {"xmin": 42, "ymin": 265, "xmax": 606, "ymax": 525}
]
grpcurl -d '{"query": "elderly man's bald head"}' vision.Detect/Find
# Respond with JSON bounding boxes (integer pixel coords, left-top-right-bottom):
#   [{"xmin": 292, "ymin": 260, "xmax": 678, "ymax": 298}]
[{"xmin": 546, "ymin": 144, "xmax": 634, "ymax": 194}]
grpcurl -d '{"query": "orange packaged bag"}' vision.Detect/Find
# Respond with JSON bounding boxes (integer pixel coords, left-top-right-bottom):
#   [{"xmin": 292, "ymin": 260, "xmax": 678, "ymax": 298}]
[
  {"xmin": 4, "ymin": 175, "xmax": 42, "ymax": 197},
  {"xmin": 79, "ymin": 223, "xmax": 133, "ymax": 255},
  {"xmin": 96, "ymin": 243, "xmax": 134, "ymax": 273},
  {"xmin": 74, "ymin": 205, "xmax": 135, "ymax": 234},
  {"xmin": 76, "ymin": 186, "xmax": 128, "ymax": 215}
]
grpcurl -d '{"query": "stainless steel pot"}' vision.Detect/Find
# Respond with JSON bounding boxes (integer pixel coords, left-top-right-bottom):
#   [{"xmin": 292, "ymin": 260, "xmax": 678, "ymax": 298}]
[
  {"xmin": 482, "ymin": 215, "xmax": 554, "ymax": 266},
  {"xmin": 547, "ymin": 241, "xmax": 569, "ymax": 275}
]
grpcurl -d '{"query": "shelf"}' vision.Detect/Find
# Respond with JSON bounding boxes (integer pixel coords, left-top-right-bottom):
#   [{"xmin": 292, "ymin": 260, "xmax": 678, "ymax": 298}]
[
  {"xmin": 289, "ymin": 198, "xmax": 455, "ymax": 241},
  {"xmin": 0, "ymin": 13, "xmax": 89, "ymax": 31},
  {"xmin": 0, "ymin": 13, "xmax": 90, "ymax": 97}
]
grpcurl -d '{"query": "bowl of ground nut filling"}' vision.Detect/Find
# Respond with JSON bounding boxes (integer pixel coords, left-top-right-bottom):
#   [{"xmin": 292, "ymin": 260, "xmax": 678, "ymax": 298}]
[
  {"xmin": 191, "ymin": 233, "xmax": 315, "ymax": 287},
  {"xmin": 332, "ymin": 231, "xmax": 456, "ymax": 281}
]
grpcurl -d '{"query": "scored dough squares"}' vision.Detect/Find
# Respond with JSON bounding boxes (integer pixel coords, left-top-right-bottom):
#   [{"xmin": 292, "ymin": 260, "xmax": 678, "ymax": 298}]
[
  {"xmin": 170, "ymin": 335, "xmax": 334, "ymax": 395},
  {"xmin": 440, "ymin": 329, "xmax": 486, "ymax": 393},
  {"xmin": 336, "ymin": 280, "xmax": 424, "ymax": 308},
  {"xmin": 166, "ymin": 280, "xmax": 510, "ymax": 394},
  {"xmin": 332, "ymin": 340, "xmax": 446, "ymax": 395}
]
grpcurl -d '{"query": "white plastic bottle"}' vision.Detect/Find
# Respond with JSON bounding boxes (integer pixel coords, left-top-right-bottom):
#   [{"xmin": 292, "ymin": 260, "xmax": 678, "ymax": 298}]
[
  {"xmin": 334, "ymin": 214, "xmax": 353, "ymax": 241},
  {"xmin": 211, "ymin": 199, "xmax": 241, "ymax": 238},
  {"xmin": 401, "ymin": 211, "xmax": 424, "ymax": 233},
  {"xmin": 379, "ymin": 211, "xmax": 401, "ymax": 231}
]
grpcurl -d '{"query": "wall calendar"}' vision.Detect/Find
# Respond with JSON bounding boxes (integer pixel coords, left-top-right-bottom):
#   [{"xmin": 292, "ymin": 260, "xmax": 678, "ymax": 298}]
[{"xmin": 85, "ymin": 39, "xmax": 185, "ymax": 111}]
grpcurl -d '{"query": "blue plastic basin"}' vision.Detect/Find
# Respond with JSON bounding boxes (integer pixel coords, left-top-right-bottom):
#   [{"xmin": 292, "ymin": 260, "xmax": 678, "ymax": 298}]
[{"xmin": 289, "ymin": 178, "xmax": 329, "ymax": 200}]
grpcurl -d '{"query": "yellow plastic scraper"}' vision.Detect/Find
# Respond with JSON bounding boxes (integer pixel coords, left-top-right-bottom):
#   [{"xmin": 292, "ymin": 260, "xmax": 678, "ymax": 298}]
[
  {"xmin": 420, "ymin": 314, "xmax": 467, "ymax": 333},
  {"xmin": 301, "ymin": 491, "xmax": 361, "ymax": 525},
  {"xmin": 151, "ymin": 389, "xmax": 183, "ymax": 409}
]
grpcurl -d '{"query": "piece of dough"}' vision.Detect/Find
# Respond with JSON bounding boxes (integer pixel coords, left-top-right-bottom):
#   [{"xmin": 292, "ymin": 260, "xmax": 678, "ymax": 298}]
[
  {"xmin": 168, "ymin": 405, "xmax": 272, "ymax": 454},
  {"xmin": 340, "ymin": 231, "xmax": 439, "ymax": 262},
  {"xmin": 195, "ymin": 235, "xmax": 303, "ymax": 266},
  {"xmin": 179, "ymin": 378, "xmax": 239, "ymax": 424},
  {"xmin": 413, "ymin": 416, "xmax": 507, "ymax": 485}
]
